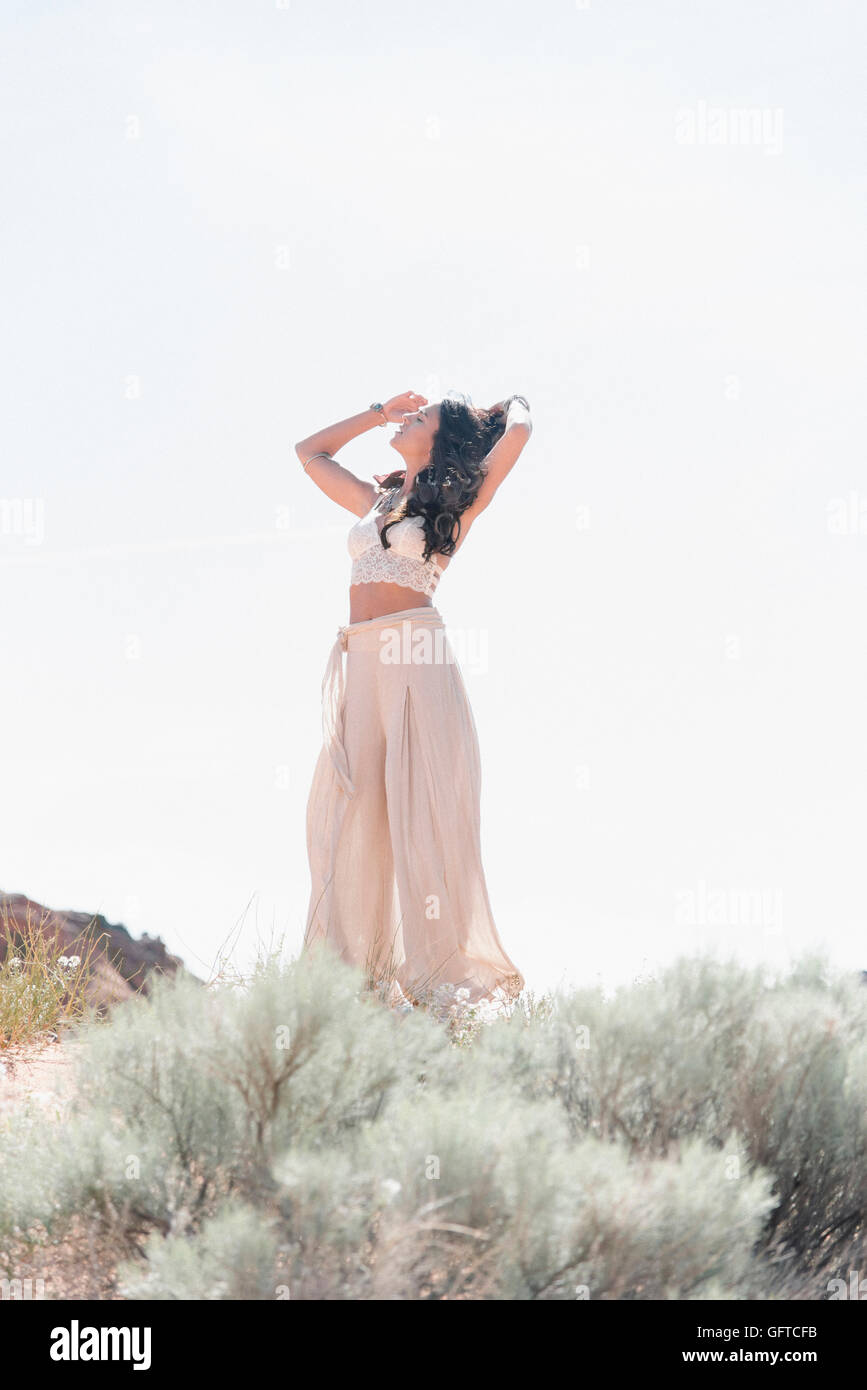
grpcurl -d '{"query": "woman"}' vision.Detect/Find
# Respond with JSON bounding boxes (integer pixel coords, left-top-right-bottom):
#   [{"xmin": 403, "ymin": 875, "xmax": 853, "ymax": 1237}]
[{"xmin": 296, "ymin": 389, "xmax": 532, "ymax": 1010}]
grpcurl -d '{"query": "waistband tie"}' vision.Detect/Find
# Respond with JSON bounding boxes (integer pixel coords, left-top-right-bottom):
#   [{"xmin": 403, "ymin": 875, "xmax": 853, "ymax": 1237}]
[
  {"xmin": 320, "ymin": 607, "xmax": 443, "ymax": 801},
  {"xmin": 322, "ymin": 625, "xmax": 354, "ymax": 799}
]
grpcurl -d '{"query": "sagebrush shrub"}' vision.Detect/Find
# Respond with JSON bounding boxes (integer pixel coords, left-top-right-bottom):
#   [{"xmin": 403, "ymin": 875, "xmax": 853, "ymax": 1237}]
[
  {"xmin": 118, "ymin": 1204, "xmax": 279, "ymax": 1301},
  {"xmin": 0, "ymin": 949, "xmax": 863, "ymax": 1299},
  {"xmin": 474, "ymin": 954, "xmax": 867, "ymax": 1272}
]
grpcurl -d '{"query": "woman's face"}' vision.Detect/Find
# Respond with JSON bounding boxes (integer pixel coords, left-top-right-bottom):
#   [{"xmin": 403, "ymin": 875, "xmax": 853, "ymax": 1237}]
[{"xmin": 390, "ymin": 402, "xmax": 440, "ymax": 462}]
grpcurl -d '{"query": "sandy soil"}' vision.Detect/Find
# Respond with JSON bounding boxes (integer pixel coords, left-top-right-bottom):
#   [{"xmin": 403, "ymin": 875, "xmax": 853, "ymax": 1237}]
[{"xmin": 0, "ymin": 1035, "xmax": 81, "ymax": 1122}]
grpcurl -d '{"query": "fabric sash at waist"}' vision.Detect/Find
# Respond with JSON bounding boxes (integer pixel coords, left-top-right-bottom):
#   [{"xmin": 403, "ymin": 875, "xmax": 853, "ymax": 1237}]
[{"xmin": 320, "ymin": 607, "xmax": 443, "ymax": 799}]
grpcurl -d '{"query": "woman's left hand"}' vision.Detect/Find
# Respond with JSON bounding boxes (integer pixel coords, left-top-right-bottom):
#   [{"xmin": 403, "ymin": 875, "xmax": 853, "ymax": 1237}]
[{"xmin": 490, "ymin": 395, "xmax": 531, "ymax": 418}]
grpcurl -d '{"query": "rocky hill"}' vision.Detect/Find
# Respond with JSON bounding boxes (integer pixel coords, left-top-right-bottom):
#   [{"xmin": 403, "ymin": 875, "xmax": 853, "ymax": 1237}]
[{"xmin": 0, "ymin": 892, "xmax": 192, "ymax": 1011}]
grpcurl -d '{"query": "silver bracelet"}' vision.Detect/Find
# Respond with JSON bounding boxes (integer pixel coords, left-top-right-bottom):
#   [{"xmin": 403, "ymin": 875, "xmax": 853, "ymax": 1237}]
[{"xmin": 301, "ymin": 451, "xmax": 333, "ymax": 471}]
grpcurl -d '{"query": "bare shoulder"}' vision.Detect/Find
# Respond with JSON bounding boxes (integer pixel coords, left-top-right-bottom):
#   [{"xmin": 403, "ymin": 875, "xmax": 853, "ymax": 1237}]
[{"xmin": 451, "ymin": 419, "xmax": 532, "ymax": 548}]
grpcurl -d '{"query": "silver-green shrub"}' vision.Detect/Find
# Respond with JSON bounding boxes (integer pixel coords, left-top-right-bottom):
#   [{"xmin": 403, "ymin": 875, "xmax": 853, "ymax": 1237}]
[
  {"xmin": 118, "ymin": 1204, "xmax": 279, "ymax": 1300},
  {"xmin": 474, "ymin": 953, "xmax": 867, "ymax": 1271},
  {"xmin": 0, "ymin": 950, "xmax": 863, "ymax": 1299}
]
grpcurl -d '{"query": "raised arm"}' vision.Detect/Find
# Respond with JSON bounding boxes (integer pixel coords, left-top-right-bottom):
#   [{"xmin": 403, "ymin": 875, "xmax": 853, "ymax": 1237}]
[
  {"xmin": 295, "ymin": 391, "xmax": 428, "ymax": 517},
  {"xmin": 456, "ymin": 395, "xmax": 533, "ymax": 539}
]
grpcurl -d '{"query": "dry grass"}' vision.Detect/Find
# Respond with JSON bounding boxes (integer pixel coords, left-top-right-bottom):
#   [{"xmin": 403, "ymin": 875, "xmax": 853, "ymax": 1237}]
[{"xmin": 0, "ymin": 903, "xmax": 97, "ymax": 1050}]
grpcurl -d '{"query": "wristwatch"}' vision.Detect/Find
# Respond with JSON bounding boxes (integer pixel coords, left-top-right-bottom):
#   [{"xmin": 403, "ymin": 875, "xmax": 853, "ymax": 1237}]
[{"xmin": 369, "ymin": 401, "xmax": 387, "ymax": 426}]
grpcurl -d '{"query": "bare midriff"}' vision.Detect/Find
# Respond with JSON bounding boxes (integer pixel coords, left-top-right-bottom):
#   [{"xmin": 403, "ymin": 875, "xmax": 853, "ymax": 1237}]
[{"xmin": 349, "ymin": 579, "xmax": 447, "ymax": 624}]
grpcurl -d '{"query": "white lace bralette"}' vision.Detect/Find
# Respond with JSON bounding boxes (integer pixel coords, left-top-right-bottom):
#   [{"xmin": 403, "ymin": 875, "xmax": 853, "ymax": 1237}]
[{"xmin": 347, "ymin": 497, "xmax": 444, "ymax": 598}]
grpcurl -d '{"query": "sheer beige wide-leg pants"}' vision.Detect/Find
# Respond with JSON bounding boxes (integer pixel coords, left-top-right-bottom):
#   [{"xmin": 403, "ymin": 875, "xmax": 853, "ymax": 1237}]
[{"xmin": 304, "ymin": 607, "xmax": 523, "ymax": 1005}]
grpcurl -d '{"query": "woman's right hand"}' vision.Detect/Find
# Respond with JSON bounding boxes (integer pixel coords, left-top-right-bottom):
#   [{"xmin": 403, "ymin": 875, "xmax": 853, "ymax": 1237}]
[{"xmin": 382, "ymin": 389, "xmax": 428, "ymax": 423}]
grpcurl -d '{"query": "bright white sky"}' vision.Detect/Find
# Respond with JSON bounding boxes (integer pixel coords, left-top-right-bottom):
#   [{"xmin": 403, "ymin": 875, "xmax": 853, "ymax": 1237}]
[{"xmin": 2, "ymin": 1, "xmax": 865, "ymax": 992}]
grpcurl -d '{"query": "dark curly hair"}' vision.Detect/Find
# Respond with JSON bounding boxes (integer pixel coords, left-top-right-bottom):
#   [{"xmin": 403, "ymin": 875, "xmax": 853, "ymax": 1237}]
[{"xmin": 377, "ymin": 397, "xmax": 507, "ymax": 560}]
